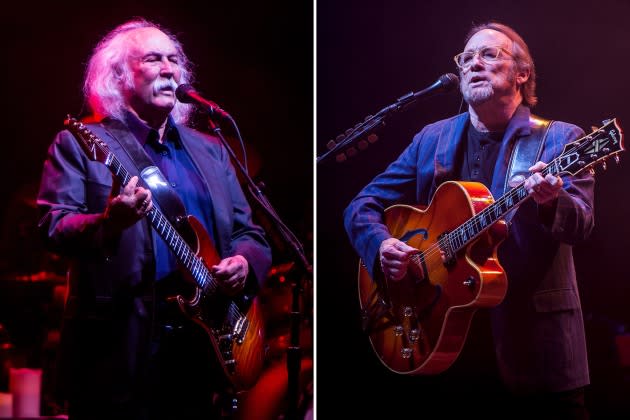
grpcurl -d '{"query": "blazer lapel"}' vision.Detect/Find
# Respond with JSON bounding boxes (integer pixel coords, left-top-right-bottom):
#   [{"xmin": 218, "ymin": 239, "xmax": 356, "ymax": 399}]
[
  {"xmin": 177, "ymin": 129, "xmax": 230, "ymax": 256},
  {"xmin": 434, "ymin": 113, "xmax": 469, "ymax": 189}
]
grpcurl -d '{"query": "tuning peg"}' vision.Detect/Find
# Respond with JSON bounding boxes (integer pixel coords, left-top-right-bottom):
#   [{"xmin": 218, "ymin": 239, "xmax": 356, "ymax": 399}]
[
  {"xmin": 326, "ymin": 140, "xmax": 337, "ymax": 150},
  {"xmin": 588, "ymin": 167, "xmax": 596, "ymax": 176},
  {"xmin": 357, "ymin": 139, "xmax": 369, "ymax": 150},
  {"xmin": 602, "ymin": 161, "xmax": 607, "ymax": 171},
  {"xmin": 336, "ymin": 153, "xmax": 347, "ymax": 163},
  {"xmin": 346, "ymin": 146, "xmax": 358, "ymax": 158},
  {"xmin": 591, "ymin": 126, "xmax": 599, "ymax": 132},
  {"xmin": 367, "ymin": 133, "xmax": 379, "ymax": 143},
  {"xmin": 615, "ymin": 155, "xmax": 621, "ymax": 164}
]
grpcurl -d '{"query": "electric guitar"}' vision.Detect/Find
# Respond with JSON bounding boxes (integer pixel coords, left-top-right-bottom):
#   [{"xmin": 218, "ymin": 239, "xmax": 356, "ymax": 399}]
[
  {"xmin": 65, "ymin": 116, "xmax": 265, "ymax": 391},
  {"xmin": 358, "ymin": 118, "xmax": 624, "ymax": 375}
]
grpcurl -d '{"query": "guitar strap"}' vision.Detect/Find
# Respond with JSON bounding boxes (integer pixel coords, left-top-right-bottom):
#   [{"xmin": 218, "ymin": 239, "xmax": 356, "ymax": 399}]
[
  {"xmin": 102, "ymin": 118, "xmax": 188, "ymax": 227},
  {"xmin": 503, "ymin": 115, "xmax": 554, "ymax": 221}
]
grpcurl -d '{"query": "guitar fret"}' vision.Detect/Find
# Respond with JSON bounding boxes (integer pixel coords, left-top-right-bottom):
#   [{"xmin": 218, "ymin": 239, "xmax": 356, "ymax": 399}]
[
  {"xmin": 500, "ymin": 200, "xmax": 508, "ymax": 214},
  {"xmin": 182, "ymin": 250, "xmax": 190, "ymax": 266},
  {"xmin": 193, "ymin": 261, "xmax": 202, "ymax": 279},
  {"xmin": 479, "ymin": 212, "xmax": 487, "ymax": 227}
]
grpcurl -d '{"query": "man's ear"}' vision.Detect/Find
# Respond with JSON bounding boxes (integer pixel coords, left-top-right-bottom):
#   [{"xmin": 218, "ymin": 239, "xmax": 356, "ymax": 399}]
[{"xmin": 516, "ymin": 67, "xmax": 530, "ymax": 87}]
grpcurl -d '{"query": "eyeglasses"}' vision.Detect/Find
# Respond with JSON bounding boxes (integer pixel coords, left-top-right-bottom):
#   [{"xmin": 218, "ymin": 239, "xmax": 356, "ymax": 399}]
[{"xmin": 453, "ymin": 46, "xmax": 514, "ymax": 70}]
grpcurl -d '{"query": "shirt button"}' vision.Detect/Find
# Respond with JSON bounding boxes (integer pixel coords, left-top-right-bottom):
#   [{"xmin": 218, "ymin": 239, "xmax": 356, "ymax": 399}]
[{"xmin": 171, "ymin": 182, "xmax": 177, "ymax": 187}]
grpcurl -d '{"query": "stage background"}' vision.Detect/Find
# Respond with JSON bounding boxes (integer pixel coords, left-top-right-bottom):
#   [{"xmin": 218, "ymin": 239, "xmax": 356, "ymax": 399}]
[{"xmin": 317, "ymin": 1, "xmax": 630, "ymax": 417}]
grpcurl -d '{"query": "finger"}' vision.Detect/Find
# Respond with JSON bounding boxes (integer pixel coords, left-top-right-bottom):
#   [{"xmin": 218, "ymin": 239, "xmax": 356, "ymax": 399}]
[
  {"xmin": 136, "ymin": 194, "xmax": 151, "ymax": 211},
  {"xmin": 224, "ymin": 273, "xmax": 246, "ymax": 287},
  {"xmin": 211, "ymin": 260, "xmax": 231, "ymax": 275},
  {"xmin": 527, "ymin": 161, "xmax": 547, "ymax": 172},
  {"xmin": 144, "ymin": 190, "xmax": 153, "ymax": 211},
  {"xmin": 382, "ymin": 258, "xmax": 407, "ymax": 270},
  {"xmin": 545, "ymin": 174, "xmax": 563, "ymax": 188},
  {"xmin": 387, "ymin": 268, "xmax": 406, "ymax": 281},
  {"xmin": 393, "ymin": 241, "xmax": 418, "ymax": 254},
  {"xmin": 123, "ymin": 176, "xmax": 139, "ymax": 196},
  {"xmin": 382, "ymin": 246, "xmax": 413, "ymax": 261},
  {"xmin": 524, "ymin": 173, "xmax": 544, "ymax": 194}
]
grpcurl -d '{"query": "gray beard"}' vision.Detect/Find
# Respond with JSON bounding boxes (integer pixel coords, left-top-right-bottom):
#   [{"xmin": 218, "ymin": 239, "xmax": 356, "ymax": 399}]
[{"xmin": 462, "ymin": 84, "xmax": 493, "ymax": 106}]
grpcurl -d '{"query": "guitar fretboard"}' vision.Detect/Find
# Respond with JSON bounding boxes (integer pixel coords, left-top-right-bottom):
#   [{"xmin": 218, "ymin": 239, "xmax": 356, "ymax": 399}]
[
  {"xmin": 107, "ymin": 153, "xmax": 218, "ymax": 294},
  {"xmin": 444, "ymin": 159, "xmax": 560, "ymax": 256},
  {"xmin": 69, "ymin": 120, "xmax": 219, "ymax": 294}
]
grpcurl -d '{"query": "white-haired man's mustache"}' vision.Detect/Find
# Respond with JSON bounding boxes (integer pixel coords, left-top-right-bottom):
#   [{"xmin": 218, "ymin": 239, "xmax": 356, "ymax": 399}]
[{"xmin": 153, "ymin": 79, "xmax": 178, "ymax": 94}]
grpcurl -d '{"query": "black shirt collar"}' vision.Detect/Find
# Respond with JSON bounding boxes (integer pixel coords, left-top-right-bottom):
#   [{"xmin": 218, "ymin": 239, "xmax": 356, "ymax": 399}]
[{"xmin": 123, "ymin": 111, "xmax": 181, "ymax": 147}]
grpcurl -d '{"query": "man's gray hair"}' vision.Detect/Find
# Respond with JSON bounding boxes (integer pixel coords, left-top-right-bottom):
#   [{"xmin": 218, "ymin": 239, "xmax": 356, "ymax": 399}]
[{"xmin": 83, "ymin": 18, "xmax": 194, "ymax": 122}]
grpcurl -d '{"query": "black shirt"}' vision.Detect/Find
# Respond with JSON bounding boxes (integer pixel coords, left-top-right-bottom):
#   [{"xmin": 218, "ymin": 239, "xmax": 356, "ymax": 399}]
[{"xmin": 459, "ymin": 122, "xmax": 504, "ymax": 188}]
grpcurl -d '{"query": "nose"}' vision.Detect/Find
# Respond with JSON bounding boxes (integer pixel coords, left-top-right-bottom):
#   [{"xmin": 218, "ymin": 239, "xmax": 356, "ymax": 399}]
[
  {"xmin": 466, "ymin": 52, "xmax": 485, "ymax": 72},
  {"xmin": 159, "ymin": 57, "xmax": 175, "ymax": 77}
]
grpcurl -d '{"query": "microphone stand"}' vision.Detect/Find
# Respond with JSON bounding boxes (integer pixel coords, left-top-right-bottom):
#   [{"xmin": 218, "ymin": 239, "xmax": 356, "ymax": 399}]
[
  {"xmin": 205, "ymin": 116, "xmax": 312, "ymax": 420},
  {"xmin": 317, "ymin": 80, "xmax": 457, "ymax": 165}
]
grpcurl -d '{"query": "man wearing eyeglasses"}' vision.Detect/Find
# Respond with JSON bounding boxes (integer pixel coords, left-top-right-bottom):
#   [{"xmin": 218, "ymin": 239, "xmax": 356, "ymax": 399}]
[{"xmin": 344, "ymin": 21, "xmax": 593, "ymax": 418}]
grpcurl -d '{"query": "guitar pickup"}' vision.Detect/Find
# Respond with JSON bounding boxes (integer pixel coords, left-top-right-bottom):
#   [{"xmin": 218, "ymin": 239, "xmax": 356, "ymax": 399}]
[{"xmin": 232, "ymin": 317, "xmax": 249, "ymax": 344}]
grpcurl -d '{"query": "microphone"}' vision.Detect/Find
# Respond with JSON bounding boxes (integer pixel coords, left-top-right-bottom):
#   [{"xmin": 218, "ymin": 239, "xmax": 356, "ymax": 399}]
[
  {"xmin": 175, "ymin": 84, "xmax": 231, "ymax": 119},
  {"xmin": 378, "ymin": 73, "xmax": 460, "ymax": 116},
  {"xmin": 412, "ymin": 72, "xmax": 459, "ymax": 100},
  {"xmin": 398, "ymin": 73, "xmax": 459, "ymax": 104}
]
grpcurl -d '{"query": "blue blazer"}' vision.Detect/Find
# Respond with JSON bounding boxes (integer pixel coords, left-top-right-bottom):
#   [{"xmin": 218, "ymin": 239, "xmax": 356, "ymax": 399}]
[
  {"xmin": 37, "ymin": 118, "xmax": 272, "ymax": 402},
  {"xmin": 344, "ymin": 105, "xmax": 594, "ymax": 393}
]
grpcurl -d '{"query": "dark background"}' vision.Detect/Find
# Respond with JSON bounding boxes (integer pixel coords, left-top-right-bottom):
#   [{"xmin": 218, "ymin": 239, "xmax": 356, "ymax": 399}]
[
  {"xmin": 0, "ymin": 0, "xmax": 313, "ymax": 414},
  {"xmin": 317, "ymin": 0, "xmax": 630, "ymax": 418}
]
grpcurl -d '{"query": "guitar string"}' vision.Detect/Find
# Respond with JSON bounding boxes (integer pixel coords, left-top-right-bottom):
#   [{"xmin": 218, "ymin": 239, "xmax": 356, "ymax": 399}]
[
  {"xmin": 408, "ymin": 135, "xmax": 603, "ymax": 272},
  {"xmin": 104, "ymin": 138, "xmax": 246, "ymax": 321},
  {"xmin": 79, "ymin": 122, "xmax": 235, "ymax": 301}
]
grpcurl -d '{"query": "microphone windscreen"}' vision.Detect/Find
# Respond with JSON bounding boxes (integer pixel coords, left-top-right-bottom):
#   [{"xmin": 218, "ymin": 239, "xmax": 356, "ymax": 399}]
[
  {"xmin": 175, "ymin": 84, "xmax": 195, "ymax": 103},
  {"xmin": 439, "ymin": 73, "xmax": 459, "ymax": 91}
]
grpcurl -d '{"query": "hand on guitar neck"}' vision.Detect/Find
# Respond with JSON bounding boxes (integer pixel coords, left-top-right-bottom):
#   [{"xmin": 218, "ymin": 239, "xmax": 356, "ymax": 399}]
[
  {"xmin": 104, "ymin": 175, "xmax": 154, "ymax": 232},
  {"xmin": 523, "ymin": 161, "xmax": 564, "ymax": 206}
]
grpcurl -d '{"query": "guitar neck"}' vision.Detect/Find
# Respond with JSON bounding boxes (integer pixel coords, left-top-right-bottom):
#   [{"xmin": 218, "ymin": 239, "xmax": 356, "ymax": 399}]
[
  {"xmin": 447, "ymin": 159, "xmax": 560, "ymax": 254},
  {"xmin": 104, "ymin": 153, "xmax": 218, "ymax": 294}
]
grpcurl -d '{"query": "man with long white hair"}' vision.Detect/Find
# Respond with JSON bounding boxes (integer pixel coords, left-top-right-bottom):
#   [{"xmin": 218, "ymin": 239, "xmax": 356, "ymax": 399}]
[{"xmin": 37, "ymin": 18, "xmax": 271, "ymax": 419}]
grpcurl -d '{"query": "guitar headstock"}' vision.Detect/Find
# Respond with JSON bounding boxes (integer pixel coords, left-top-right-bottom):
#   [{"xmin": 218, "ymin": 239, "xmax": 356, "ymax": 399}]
[
  {"xmin": 64, "ymin": 115, "xmax": 111, "ymax": 163},
  {"xmin": 557, "ymin": 118, "xmax": 624, "ymax": 176}
]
